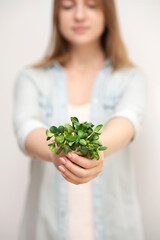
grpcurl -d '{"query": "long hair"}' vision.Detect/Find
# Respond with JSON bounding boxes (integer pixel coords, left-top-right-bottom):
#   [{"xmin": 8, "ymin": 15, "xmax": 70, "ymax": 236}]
[{"xmin": 32, "ymin": 0, "xmax": 136, "ymax": 72}]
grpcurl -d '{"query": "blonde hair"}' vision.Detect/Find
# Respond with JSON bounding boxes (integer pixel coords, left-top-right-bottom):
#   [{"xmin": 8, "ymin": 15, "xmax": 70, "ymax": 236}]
[{"xmin": 32, "ymin": 0, "xmax": 136, "ymax": 72}]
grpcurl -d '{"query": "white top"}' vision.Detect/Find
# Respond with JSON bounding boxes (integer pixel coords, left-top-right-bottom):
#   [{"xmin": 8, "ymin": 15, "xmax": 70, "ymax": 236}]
[{"xmin": 67, "ymin": 103, "xmax": 94, "ymax": 240}]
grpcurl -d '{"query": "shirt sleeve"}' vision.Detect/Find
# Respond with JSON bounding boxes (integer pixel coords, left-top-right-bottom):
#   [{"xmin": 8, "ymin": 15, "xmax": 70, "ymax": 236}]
[
  {"xmin": 108, "ymin": 69, "xmax": 148, "ymax": 142},
  {"xmin": 12, "ymin": 69, "xmax": 48, "ymax": 156}
]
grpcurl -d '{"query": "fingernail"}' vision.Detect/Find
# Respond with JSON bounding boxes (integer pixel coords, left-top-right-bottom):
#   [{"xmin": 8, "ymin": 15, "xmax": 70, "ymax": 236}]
[{"xmin": 59, "ymin": 157, "xmax": 66, "ymax": 164}]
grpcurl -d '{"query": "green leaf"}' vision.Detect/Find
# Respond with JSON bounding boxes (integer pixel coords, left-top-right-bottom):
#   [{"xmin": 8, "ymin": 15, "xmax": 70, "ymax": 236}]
[
  {"xmin": 71, "ymin": 117, "xmax": 80, "ymax": 129},
  {"xmin": 64, "ymin": 145, "xmax": 69, "ymax": 154},
  {"xmin": 92, "ymin": 151, "xmax": 98, "ymax": 159},
  {"xmin": 46, "ymin": 136, "xmax": 52, "ymax": 141},
  {"xmin": 91, "ymin": 140, "xmax": 102, "ymax": 146},
  {"xmin": 87, "ymin": 151, "xmax": 92, "ymax": 159},
  {"xmin": 88, "ymin": 144, "xmax": 95, "ymax": 150},
  {"xmin": 54, "ymin": 133, "xmax": 60, "ymax": 137},
  {"xmin": 98, "ymin": 146, "xmax": 108, "ymax": 150},
  {"xmin": 86, "ymin": 122, "xmax": 94, "ymax": 128},
  {"xmin": 57, "ymin": 142, "xmax": 64, "ymax": 147},
  {"xmin": 48, "ymin": 144, "xmax": 56, "ymax": 152},
  {"xmin": 46, "ymin": 129, "xmax": 54, "ymax": 138},
  {"xmin": 88, "ymin": 129, "xmax": 93, "ymax": 134},
  {"xmin": 55, "ymin": 135, "xmax": 65, "ymax": 144},
  {"xmin": 73, "ymin": 122, "xmax": 80, "ymax": 131},
  {"xmin": 58, "ymin": 125, "xmax": 64, "ymax": 133},
  {"xmin": 71, "ymin": 117, "xmax": 79, "ymax": 123},
  {"xmin": 70, "ymin": 143, "xmax": 76, "ymax": 150},
  {"xmin": 81, "ymin": 123, "xmax": 88, "ymax": 129},
  {"xmin": 49, "ymin": 126, "xmax": 58, "ymax": 133},
  {"xmin": 78, "ymin": 130, "xmax": 83, "ymax": 138},
  {"xmin": 79, "ymin": 139, "xmax": 87, "ymax": 146},
  {"xmin": 93, "ymin": 134, "xmax": 99, "ymax": 140},
  {"xmin": 78, "ymin": 130, "xmax": 87, "ymax": 139},
  {"xmin": 65, "ymin": 135, "xmax": 77, "ymax": 142},
  {"xmin": 88, "ymin": 132, "xmax": 95, "ymax": 141},
  {"xmin": 64, "ymin": 127, "xmax": 68, "ymax": 132},
  {"xmin": 95, "ymin": 154, "xmax": 100, "ymax": 160},
  {"xmin": 76, "ymin": 146, "xmax": 81, "ymax": 152},
  {"xmin": 75, "ymin": 138, "xmax": 79, "ymax": 144},
  {"xmin": 64, "ymin": 123, "xmax": 73, "ymax": 134},
  {"xmin": 94, "ymin": 124, "xmax": 103, "ymax": 133},
  {"xmin": 80, "ymin": 146, "xmax": 88, "ymax": 155},
  {"xmin": 56, "ymin": 146, "xmax": 63, "ymax": 154},
  {"xmin": 69, "ymin": 141, "xmax": 75, "ymax": 146},
  {"xmin": 83, "ymin": 133, "xmax": 88, "ymax": 138},
  {"xmin": 74, "ymin": 121, "xmax": 80, "ymax": 126}
]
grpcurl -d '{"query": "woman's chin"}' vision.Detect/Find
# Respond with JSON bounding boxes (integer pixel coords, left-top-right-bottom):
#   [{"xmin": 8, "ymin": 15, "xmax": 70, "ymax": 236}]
[{"xmin": 69, "ymin": 39, "xmax": 97, "ymax": 47}]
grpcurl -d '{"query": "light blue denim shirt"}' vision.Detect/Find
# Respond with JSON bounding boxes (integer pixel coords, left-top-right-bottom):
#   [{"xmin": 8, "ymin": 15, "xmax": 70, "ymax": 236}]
[{"xmin": 13, "ymin": 58, "xmax": 148, "ymax": 240}]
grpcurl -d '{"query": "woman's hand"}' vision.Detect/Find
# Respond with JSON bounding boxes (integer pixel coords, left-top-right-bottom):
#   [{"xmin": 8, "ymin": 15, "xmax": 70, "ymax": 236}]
[
  {"xmin": 57, "ymin": 146, "xmax": 104, "ymax": 185},
  {"xmin": 49, "ymin": 146, "xmax": 69, "ymax": 171},
  {"xmin": 49, "ymin": 145, "xmax": 84, "ymax": 171}
]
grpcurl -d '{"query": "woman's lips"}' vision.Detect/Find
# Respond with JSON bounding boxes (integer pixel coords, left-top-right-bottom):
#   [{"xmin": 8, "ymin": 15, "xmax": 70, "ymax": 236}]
[{"xmin": 73, "ymin": 27, "xmax": 89, "ymax": 32}]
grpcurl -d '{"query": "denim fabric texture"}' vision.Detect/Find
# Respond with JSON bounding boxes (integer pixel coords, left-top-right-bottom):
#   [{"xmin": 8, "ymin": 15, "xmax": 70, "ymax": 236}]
[{"xmin": 13, "ymin": 58, "xmax": 148, "ymax": 240}]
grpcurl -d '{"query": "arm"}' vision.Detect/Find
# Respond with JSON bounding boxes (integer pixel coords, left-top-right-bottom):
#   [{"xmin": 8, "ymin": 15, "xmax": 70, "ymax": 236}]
[
  {"xmin": 100, "ymin": 117, "xmax": 134, "ymax": 158},
  {"xmin": 25, "ymin": 128, "xmax": 53, "ymax": 162},
  {"xmin": 25, "ymin": 128, "xmax": 76, "ymax": 172},
  {"xmin": 100, "ymin": 68, "xmax": 148, "ymax": 158},
  {"xmin": 13, "ymin": 70, "xmax": 83, "ymax": 168},
  {"xmin": 13, "ymin": 69, "xmax": 53, "ymax": 161},
  {"xmin": 13, "ymin": 69, "xmax": 60, "ymax": 164}
]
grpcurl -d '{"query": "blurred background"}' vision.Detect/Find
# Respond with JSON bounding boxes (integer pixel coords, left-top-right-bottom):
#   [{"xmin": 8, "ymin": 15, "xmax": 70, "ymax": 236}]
[{"xmin": 0, "ymin": 0, "xmax": 159, "ymax": 239}]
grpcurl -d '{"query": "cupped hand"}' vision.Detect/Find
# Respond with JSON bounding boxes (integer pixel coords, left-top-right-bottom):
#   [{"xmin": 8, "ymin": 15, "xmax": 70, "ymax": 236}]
[
  {"xmin": 49, "ymin": 146, "xmax": 69, "ymax": 171},
  {"xmin": 49, "ymin": 145, "xmax": 83, "ymax": 172},
  {"xmin": 57, "ymin": 146, "xmax": 104, "ymax": 185}
]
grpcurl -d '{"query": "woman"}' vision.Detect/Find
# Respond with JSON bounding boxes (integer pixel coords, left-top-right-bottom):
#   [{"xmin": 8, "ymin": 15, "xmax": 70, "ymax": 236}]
[{"xmin": 13, "ymin": 0, "xmax": 148, "ymax": 239}]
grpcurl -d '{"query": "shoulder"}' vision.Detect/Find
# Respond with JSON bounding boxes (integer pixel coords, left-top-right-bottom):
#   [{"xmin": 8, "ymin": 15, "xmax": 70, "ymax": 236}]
[
  {"xmin": 109, "ymin": 66, "xmax": 148, "ymax": 88},
  {"xmin": 17, "ymin": 64, "xmax": 54, "ymax": 80},
  {"xmin": 15, "ymin": 64, "xmax": 56, "ymax": 94},
  {"xmin": 104, "ymin": 66, "xmax": 148, "ymax": 97},
  {"xmin": 15, "ymin": 65, "xmax": 58, "ymax": 95},
  {"xmin": 111, "ymin": 66, "xmax": 146, "ymax": 78}
]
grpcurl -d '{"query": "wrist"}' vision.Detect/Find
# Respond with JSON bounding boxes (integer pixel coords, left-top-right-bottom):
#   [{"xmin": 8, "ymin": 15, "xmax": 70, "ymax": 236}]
[{"xmin": 48, "ymin": 150, "xmax": 53, "ymax": 163}]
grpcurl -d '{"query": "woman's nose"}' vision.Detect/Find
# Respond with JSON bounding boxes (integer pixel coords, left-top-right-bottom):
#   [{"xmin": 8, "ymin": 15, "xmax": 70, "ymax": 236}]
[{"xmin": 74, "ymin": 5, "xmax": 86, "ymax": 20}]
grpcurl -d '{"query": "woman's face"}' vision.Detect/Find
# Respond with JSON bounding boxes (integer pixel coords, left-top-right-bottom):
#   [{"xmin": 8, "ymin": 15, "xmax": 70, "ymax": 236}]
[{"xmin": 58, "ymin": 0, "xmax": 105, "ymax": 47}]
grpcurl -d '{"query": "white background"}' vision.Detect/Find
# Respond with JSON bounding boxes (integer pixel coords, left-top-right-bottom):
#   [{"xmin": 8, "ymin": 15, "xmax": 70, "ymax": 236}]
[{"xmin": 0, "ymin": 0, "xmax": 160, "ymax": 239}]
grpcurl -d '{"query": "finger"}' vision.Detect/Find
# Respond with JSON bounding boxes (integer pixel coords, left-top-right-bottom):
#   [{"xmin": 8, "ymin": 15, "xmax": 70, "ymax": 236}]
[
  {"xmin": 62, "ymin": 158, "xmax": 103, "ymax": 178},
  {"xmin": 61, "ymin": 170, "xmax": 98, "ymax": 185},
  {"xmin": 61, "ymin": 172, "xmax": 78, "ymax": 185},
  {"xmin": 74, "ymin": 151, "xmax": 84, "ymax": 156},
  {"xmin": 63, "ymin": 158, "xmax": 89, "ymax": 178},
  {"xmin": 59, "ymin": 164, "xmax": 84, "ymax": 184},
  {"xmin": 66, "ymin": 152, "xmax": 98, "ymax": 169}
]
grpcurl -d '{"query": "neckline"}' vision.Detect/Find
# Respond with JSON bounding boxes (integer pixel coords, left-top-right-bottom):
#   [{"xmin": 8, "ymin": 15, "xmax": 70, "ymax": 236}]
[
  {"xmin": 53, "ymin": 57, "xmax": 111, "ymax": 71},
  {"xmin": 52, "ymin": 58, "xmax": 112, "ymax": 118},
  {"xmin": 68, "ymin": 102, "xmax": 90, "ymax": 107}
]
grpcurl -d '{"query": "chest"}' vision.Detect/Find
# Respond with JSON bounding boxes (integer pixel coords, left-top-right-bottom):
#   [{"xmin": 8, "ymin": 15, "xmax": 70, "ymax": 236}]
[
  {"xmin": 37, "ymin": 66, "xmax": 129, "ymax": 125},
  {"xmin": 65, "ymin": 70, "xmax": 98, "ymax": 105}
]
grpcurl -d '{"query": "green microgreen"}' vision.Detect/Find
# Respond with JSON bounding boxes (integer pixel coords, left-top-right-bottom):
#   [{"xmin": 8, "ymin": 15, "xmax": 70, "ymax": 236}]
[{"xmin": 46, "ymin": 116, "xmax": 108, "ymax": 160}]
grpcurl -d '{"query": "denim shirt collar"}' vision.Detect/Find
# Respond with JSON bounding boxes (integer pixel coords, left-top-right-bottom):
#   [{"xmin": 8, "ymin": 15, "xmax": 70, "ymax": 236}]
[{"xmin": 52, "ymin": 57, "xmax": 112, "ymax": 73}]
